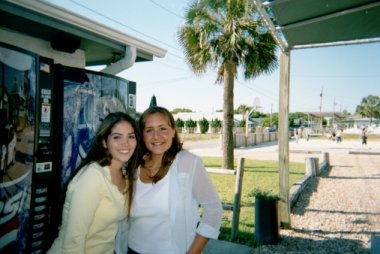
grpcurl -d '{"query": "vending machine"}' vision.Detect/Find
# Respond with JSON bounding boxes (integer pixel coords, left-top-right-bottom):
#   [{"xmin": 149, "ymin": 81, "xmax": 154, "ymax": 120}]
[{"xmin": 0, "ymin": 42, "xmax": 137, "ymax": 253}]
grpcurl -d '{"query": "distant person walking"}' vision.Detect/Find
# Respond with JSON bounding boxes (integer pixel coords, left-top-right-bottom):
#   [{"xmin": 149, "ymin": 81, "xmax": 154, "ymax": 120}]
[
  {"xmin": 295, "ymin": 129, "xmax": 299, "ymax": 143},
  {"xmin": 336, "ymin": 129, "xmax": 343, "ymax": 143},
  {"xmin": 361, "ymin": 127, "xmax": 368, "ymax": 147}
]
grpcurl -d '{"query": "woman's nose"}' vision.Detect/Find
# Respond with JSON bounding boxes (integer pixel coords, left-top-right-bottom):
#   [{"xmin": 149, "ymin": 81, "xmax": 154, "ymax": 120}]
[
  {"xmin": 121, "ymin": 137, "xmax": 131, "ymax": 146},
  {"xmin": 150, "ymin": 129, "xmax": 159, "ymax": 138}
]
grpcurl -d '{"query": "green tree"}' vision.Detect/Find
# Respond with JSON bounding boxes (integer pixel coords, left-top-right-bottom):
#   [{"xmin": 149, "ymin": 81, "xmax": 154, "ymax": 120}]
[
  {"xmin": 210, "ymin": 118, "xmax": 222, "ymax": 128},
  {"xmin": 260, "ymin": 113, "xmax": 279, "ymax": 127},
  {"xmin": 235, "ymin": 104, "xmax": 252, "ymax": 115},
  {"xmin": 185, "ymin": 119, "xmax": 197, "ymax": 128},
  {"xmin": 175, "ymin": 118, "xmax": 185, "ymax": 128},
  {"xmin": 172, "ymin": 108, "xmax": 193, "ymax": 114},
  {"xmin": 198, "ymin": 117, "xmax": 210, "ymax": 134},
  {"xmin": 289, "ymin": 112, "xmax": 307, "ymax": 127},
  {"xmin": 251, "ymin": 111, "xmax": 267, "ymax": 118},
  {"xmin": 178, "ymin": 0, "xmax": 277, "ymax": 169},
  {"xmin": 355, "ymin": 95, "xmax": 380, "ymax": 125},
  {"xmin": 235, "ymin": 104, "xmax": 252, "ymax": 125}
]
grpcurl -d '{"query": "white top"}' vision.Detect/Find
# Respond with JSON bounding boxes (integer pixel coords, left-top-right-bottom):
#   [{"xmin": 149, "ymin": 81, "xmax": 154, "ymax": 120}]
[
  {"xmin": 128, "ymin": 169, "xmax": 175, "ymax": 253},
  {"xmin": 123, "ymin": 150, "xmax": 223, "ymax": 254},
  {"xmin": 47, "ymin": 162, "xmax": 126, "ymax": 254}
]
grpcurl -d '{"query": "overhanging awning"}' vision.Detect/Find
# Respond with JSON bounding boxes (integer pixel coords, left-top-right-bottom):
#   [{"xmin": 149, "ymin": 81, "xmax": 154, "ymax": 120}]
[
  {"xmin": 254, "ymin": 0, "xmax": 380, "ymax": 51},
  {"xmin": 0, "ymin": 0, "xmax": 166, "ymax": 67},
  {"xmin": 307, "ymin": 112, "xmax": 343, "ymax": 119}
]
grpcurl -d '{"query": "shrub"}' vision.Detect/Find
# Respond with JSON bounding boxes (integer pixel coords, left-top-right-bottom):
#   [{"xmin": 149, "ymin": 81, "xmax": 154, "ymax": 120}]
[
  {"xmin": 185, "ymin": 119, "xmax": 197, "ymax": 128},
  {"xmin": 210, "ymin": 118, "xmax": 222, "ymax": 128},
  {"xmin": 175, "ymin": 118, "xmax": 184, "ymax": 128},
  {"xmin": 248, "ymin": 189, "xmax": 281, "ymax": 201},
  {"xmin": 198, "ymin": 117, "xmax": 210, "ymax": 134}
]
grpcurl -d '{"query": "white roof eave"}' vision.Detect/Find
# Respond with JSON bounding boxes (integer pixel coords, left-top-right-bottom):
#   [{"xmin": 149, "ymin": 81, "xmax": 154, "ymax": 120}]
[{"xmin": 7, "ymin": 0, "xmax": 167, "ymax": 58}]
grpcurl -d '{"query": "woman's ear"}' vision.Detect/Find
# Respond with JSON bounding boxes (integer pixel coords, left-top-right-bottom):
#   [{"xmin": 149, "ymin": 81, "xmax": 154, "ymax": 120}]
[{"xmin": 102, "ymin": 140, "xmax": 107, "ymax": 149}]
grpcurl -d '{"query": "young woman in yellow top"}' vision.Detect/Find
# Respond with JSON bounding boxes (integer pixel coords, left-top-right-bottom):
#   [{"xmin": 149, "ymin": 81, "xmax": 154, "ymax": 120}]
[{"xmin": 48, "ymin": 112, "xmax": 141, "ymax": 254}]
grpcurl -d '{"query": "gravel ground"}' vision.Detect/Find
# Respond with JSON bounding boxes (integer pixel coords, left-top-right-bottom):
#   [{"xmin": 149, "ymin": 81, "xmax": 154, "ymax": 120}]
[
  {"xmin": 187, "ymin": 139, "xmax": 380, "ymax": 253},
  {"xmin": 253, "ymin": 153, "xmax": 380, "ymax": 254}
]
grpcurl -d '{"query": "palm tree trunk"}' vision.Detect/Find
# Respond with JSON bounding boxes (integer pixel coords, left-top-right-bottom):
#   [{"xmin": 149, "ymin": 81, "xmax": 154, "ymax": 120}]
[{"xmin": 222, "ymin": 60, "xmax": 235, "ymax": 169}]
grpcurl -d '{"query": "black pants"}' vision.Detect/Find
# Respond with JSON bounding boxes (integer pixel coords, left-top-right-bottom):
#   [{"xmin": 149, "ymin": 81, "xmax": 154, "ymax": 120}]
[{"xmin": 127, "ymin": 247, "xmax": 140, "ymax": 254}]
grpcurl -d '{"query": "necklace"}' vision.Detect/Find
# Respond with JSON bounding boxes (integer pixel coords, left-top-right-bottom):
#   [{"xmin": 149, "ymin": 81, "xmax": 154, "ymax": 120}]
[{"xmin": 142, "ymin": 165, "xmax": 160, "ymax": 178}]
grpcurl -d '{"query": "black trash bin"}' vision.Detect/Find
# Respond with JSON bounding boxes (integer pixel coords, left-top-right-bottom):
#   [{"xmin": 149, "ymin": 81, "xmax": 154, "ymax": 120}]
[{"xmin": 254, "ymin": 197, "xmax": 280, "ymax": 245}]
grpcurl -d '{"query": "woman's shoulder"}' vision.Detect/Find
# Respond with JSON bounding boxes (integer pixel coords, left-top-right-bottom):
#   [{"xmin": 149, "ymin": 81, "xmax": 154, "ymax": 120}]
[
  {"xmin": 68, "ymin": 163, "xmax": 107, "ymax": 190},
  {"xmin": 178, "ymin": 149, "xmax": 200, "ymax": 161},
  {"xmin": 175, "ymin": 150, "xmax": 203, "ymax": 172},
  {"xmin": 75, "ymin": 162, "xmax": 106, "ymax": 179}
]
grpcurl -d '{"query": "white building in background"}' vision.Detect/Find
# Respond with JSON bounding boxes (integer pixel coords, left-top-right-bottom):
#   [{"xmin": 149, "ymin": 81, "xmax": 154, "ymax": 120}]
[{"xmin": 343, "ymin": 117, "xmax": 380, "ymax": 135}]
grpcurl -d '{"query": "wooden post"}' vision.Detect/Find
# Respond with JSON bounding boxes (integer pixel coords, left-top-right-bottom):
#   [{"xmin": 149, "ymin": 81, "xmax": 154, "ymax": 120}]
[
  {"xmin": 278, "ymin": 50, "xmax": 291, "ymax": 229},
  {"xmin": 231, "ymin": 157, "xmax": 245, "ymax": 240},
  {"xmin": 305, "ymin": 157, "xmax": 318, "ymax": 176},
  {"xmin": 323, "ymin": 152, "xmax": 330, "ymax": 166}
]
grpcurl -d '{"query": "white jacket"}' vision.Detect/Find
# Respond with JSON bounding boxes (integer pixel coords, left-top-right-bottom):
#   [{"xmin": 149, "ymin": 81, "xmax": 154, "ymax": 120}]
[{"xmin": 116, "ymin": 150, "xmax": 223, "ymax": 254}]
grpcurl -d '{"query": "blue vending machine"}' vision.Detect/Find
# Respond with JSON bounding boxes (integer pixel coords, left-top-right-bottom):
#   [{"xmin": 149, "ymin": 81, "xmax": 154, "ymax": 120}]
[
  {"xmin": 0, "ymin": 43, "xmax": 55, "ymax": 253},
  {"xmin": 0, "ymin": 42, "xmax": 137, "ymax": 253}
]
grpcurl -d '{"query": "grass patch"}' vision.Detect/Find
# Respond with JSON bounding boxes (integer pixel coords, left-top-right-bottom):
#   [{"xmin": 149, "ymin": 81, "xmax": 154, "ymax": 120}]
[
  {"xmin": 202, "ymin": 156, "xmax": 305, "ymax": 246},
  {"xmin": 179, "ymin": 133, "xmax": 220, "ymax": 141}
]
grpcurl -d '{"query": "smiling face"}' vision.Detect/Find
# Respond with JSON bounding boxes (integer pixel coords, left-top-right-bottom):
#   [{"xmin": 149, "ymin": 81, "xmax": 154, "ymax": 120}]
[
  {"xmin": 104, "ymin": 121, "xmax": 137, "ymax": 170},
  {"xmin": 142, "ymin": 112, "xmax": 176, "ymax": 157}
]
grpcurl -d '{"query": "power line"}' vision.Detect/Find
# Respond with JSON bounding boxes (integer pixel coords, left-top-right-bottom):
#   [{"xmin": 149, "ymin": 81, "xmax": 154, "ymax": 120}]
[
  {"xmin": 148, "ymin": 0, "xmax": 184, "ymax": 19},
  {"xmin": 140, "ymin": 75, "xmax": 198, "ymax": 86},
  {"xmin": 68, "ymin": 0, "xmax": 183, "ymax": 55},
  {"xmin": 236, "ymin": 80, "xmax": 277, "ymax": 104}
]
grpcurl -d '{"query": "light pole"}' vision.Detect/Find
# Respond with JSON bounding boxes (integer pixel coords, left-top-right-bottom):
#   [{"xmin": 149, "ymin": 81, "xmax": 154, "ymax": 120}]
[{"xmin": 319, "ymin": 87, "xmax": 323, "ymax": 133}]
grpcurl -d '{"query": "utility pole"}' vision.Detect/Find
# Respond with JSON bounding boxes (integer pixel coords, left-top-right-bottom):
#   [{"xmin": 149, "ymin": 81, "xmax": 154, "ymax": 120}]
[
  {"xmin": 332, "ymin": 97, "xmax": 336, "ymax": 129},
  {"xmin": 270, "ymin": 104, "xmax": 273, "ymax": 126},
  {"xmin": 319, "ymin": 87, "xmax": 323, "ymax": 133}
]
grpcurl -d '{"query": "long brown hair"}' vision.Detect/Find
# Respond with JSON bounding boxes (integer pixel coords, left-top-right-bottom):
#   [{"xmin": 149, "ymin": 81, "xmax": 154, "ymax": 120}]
[
  {"xmin": 65, "ymin": 112, "xmax": 141, "ymax": 216},
  {"xmin": 138, "ymin": 106, "xmax": 182, "ymax": 183}
]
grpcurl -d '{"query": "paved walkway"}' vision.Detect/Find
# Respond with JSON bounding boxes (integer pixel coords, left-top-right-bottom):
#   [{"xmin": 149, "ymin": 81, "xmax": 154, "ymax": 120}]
[
  {"xmin": 185, "ymin": 138, "xmax": 380, "ymax": 254},
  {"xmin": 184, "ymin": 138, "xmax": 380, "ymax": 161}
]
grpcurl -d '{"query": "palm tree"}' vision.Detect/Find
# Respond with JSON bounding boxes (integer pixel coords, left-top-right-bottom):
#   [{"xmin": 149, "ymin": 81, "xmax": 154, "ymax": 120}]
[
  {"xmin": 355, "ymin": 95, "xmax": 380, "ymax": 126},
  {"xmin": 178, "ymin": 0, "xmax": 278, "ymax": 169}
]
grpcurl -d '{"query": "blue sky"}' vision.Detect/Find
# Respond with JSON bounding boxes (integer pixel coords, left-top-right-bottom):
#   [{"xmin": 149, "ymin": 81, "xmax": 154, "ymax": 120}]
[{"xmin": 49, "ymin": 0, "xmax": 380, "ymax": 115}]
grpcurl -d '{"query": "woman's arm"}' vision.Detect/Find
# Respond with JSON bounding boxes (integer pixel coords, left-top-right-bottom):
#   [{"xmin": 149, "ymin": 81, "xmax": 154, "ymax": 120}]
[
  {"xmin": 187, "ymin": 234, "xmax": 209, "ymax": 254},
  {"xmin": 191, "ymin": 156, "xmax": 223, "ymax": 239},
  {"xmin": 61, "ymin": 168, "xmax": 103, "ymax": 253}
]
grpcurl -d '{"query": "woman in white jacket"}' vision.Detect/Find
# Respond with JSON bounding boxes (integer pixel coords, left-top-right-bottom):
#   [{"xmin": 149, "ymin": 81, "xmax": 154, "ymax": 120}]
[{"xmin": 126, "ymin": 106, "xmax": 223, "ymax": 254}]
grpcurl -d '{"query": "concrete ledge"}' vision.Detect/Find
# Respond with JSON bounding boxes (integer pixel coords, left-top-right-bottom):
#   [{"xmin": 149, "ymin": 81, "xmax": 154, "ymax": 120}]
[
  {"xmin": 204, "ymin": 239, "xmax": 253, "ymax": 254},
  {"xmin": 349, "ymin": 151, "xmax": 380, "ymax": 155},
  {"xmin": 290, "ymin": 150, "xmax": 322, "ymax": 154},
  {"xmin": 290, "ymin": 173, "xmax": 312, "ymax": 209},
  {"xmin": 207, "ymin": 168, "xmax": 236, "ymax": 175}
]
